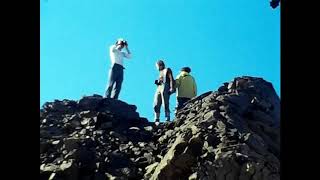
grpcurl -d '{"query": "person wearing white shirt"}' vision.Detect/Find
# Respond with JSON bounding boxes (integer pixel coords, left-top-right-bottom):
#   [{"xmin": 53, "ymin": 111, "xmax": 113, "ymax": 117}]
[
  {"xmin": 153, "ymin": 60, "xmax": 175, "ymax": 123},
  {"xmin": 104, "ymin": 38, "xmax": 131, "ymax": 99}
]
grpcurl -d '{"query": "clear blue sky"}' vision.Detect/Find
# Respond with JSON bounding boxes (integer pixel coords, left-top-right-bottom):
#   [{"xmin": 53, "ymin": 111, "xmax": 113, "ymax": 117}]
[{"xmin": 40, "ymin": 0, "xmax": 280, "ymax": 121}]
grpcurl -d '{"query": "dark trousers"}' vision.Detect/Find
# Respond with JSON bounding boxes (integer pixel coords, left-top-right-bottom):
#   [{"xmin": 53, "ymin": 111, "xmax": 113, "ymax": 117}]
[
  {"xmin": 105, "ymin": 63, "xmax": 124, "ymax": 99},
  {"xmin": 176, "ymin": 97, "xmax": 191, "ymax": 110},
  {"xmin": 153, "ymin": 86, "xmax": 171, "ymax": 114}
]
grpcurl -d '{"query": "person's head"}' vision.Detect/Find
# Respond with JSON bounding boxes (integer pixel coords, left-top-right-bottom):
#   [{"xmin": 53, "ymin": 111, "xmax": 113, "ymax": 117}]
[
  {"xmin": 115, "ymin": 38, "xmax": 127, "ymax": 50},
  {"xmin": 155, "ymin": 60, "xmax": 165, "ymax": 71},
  {"xmin": 181, "ymin": 67, "xmax": 191, "ymax": 73}
]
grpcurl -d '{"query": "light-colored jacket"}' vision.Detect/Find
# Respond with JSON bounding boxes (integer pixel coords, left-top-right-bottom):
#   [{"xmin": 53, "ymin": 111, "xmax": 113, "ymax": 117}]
[
  {"xmin": 109, "ymin": 45, "xmax": 131, "ymax": 67},
  {"xmin": 175, "ymin": 71, "xmax": 197, "ymax": 98}
]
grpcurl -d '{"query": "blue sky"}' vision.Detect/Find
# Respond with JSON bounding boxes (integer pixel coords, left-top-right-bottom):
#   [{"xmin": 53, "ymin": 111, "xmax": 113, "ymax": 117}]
[{"xmin": 40, "ymin": 0, "xmax": 280, "ymax": 121}]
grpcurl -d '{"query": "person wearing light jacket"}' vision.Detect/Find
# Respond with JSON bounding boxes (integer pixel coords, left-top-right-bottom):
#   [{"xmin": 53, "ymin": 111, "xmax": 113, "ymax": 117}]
[{"xmin": 175, "ymin": 67, "xmax": 197, "ymax": 110}]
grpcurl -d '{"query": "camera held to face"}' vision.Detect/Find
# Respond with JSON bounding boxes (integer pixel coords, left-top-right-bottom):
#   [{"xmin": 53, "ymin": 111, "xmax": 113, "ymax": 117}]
[{"xmin": 120, "ymin": 40, "xmax": 127, "ymax": 46}]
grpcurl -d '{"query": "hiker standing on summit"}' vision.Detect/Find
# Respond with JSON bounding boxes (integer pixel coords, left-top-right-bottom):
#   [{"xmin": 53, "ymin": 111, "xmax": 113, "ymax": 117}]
[
  {"xmin": 175, "ymin": 67, "xmax": 197, "ymax": 111},
  {"xmin": 104, "ymin": 38, "xmax": 131, "ymax": 99},
  {"xmin": 153, "ymin": 60, "xmax": 175, "ymax": 124}
]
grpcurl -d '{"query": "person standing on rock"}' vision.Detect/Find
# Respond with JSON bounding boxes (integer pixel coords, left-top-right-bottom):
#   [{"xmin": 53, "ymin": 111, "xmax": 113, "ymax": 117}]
[
  {"xmin": 153, "ymin": 60, "xmax": 175, "ymax": 124},
  {"xmin": 104, "ymin": 38, "xmax": 132, "ymax": 99},
  {"xmin": 175, "ymin": 67, "xmax": 197, "ymax": 111}
]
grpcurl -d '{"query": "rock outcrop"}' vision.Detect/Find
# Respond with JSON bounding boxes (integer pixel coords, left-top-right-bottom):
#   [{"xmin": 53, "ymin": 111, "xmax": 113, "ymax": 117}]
[{"xmin": 40, "ymin": 76, "xmax": 280, "ymax": 180}]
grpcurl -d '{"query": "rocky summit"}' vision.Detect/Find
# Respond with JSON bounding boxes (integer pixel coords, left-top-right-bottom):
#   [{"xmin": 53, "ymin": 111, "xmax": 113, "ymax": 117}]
[{"xmin": 40, "ymin": 76, "xmax": 280, "ymax": 180}]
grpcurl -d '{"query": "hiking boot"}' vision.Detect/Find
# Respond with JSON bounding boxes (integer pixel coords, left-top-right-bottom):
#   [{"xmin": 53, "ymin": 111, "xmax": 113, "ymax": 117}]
[
  {"xmin": 154, "ymin": 118, "xmax": 160, "ymax": 126},
  {"xmin": 165, "ymin": 112, "xmax": 170, "ymax": 122}
]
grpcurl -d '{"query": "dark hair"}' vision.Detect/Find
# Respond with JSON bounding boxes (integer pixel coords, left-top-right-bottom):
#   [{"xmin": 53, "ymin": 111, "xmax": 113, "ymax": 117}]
[
  {"xmin": 157, "ymin": 60, "xmax": 165, "ymax": 67},
  {"xmin": 181, "ymin": 67, "xmax": 191, "ymax": 73},
  {"xmin": 115, "ymin": 40, "xmax": 127, "ymax": 46}
]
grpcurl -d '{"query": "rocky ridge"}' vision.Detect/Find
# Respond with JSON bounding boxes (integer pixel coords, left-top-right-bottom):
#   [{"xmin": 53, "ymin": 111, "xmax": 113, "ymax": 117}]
[{"xmin": 40, "ymin": 76, "xmax": 280, "ymax": 180}]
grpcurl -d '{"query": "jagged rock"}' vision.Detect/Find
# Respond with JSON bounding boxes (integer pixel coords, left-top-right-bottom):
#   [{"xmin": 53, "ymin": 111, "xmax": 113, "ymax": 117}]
[
  {"xmin": 143, "ymin": 152, "xmax": 154, "ymax": 163},
  {"xmin": 40, "ymin": 141, "xmax": 50, "ymax": 154},
  {"xmin": 63, "ymin": 138, "xmax": 79, "ymax": 151},
  {"xmin": 119, "ymin": 144, "xmax": 129, "ymax": 152},
  {"xmin": 59, "ymin": 160, "xmax": 73, "ymax": 170},
  {"xmin": 80, "ymin": 118, "xmax": 91, "ymax": 125},
  {"xmin": 158, "ymin": 130, "xmax": 174, "ymax": 143},
  {"xmin": 40, "ymin": 76, "xmax": 280, "ymax": 180},
  {"xmin": 150, "ymin": 134, "xmax": 188, "ymax": 179},
  {"xmin": 145, "ymin": 162, "xmax": 159, "ymax": 179},
  {"xmin": 100, "ymin": 122, "xmax": 113, "ymax": 129},
  {"xmin": 70, "ymin": 119, "xmax": 81, "ymax": 128},
  {"xmin": 188, "ymin": 172, "xmax": 198, "ymax": 180},
  {"xmin": 144, "ymin": 126, "xmax": 153, "ymax": 131},
  {"xmin": 109, "ymin": 131, "xmax": 128, "ymax": 142},
  {"xmin": 78, "ymin": 95, "xmax": 103, "ymax": 110},
  {"xmin": 218, "ymin": 85, "xmax": 228, "ymax": 93}
]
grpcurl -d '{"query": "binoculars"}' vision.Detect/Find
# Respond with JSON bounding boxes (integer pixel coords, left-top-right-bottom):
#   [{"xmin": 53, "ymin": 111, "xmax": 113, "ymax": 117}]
[{"xmin": 120, "ymin": 40, "xmax": 128, "ymax": 46}]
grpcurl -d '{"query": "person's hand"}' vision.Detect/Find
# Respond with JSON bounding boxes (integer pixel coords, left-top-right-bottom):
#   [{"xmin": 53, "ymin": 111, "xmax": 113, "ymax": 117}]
[{"xmin": 169, "ymin": 88, "xmax": 175, "ymax": 94}]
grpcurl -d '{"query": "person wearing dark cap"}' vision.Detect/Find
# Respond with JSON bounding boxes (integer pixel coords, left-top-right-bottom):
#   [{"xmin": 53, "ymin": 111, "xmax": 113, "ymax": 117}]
[
  {"xmin": 175, "ymin": 67, "xmax": 197, "ymax": 110},
  {"xmin": 153, "ymin": 60, "xmax": 175, "ymax": 124},
  {"xmin": 104, "ymin": 38, "xmax": 131, "ymax": 99}
]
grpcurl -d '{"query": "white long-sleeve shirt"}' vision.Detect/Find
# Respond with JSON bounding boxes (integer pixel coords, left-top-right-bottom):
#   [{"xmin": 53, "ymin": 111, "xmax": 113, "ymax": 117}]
[{"xmin": 109, "ymin": 45, "xmax": 131, "ymax": 67}]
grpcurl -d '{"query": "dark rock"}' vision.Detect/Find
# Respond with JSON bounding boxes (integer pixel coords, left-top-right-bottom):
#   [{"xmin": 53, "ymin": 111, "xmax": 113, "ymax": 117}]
[
  {"xmin": 120, "ymin": 167, "xmax": 135, "ymax": 178},
  {"xmin": 138, "ymin": 142, "xmax": 146, "ymax": 148},
  {"xmin": 109, "ymin": 131, "xmax": 128, "ymax": 142},
  {"xmin": 40, "ymin": 141, "xmax": 50, "ymax": 154},
  {"xmin": 188, "ymin": 136, "xmax": 204, "ymax": 156},
  {"xmin": 109, "ymin": 150, "xmax": 131, "ymax": 169},
  {"xmin": 79, "ymin": 129, "xmax": 87, "ymax": 135},
  {"xmin": 218, "ymin": 85, "xmax": 228, "ymax": 93},
  {"xmin": 79, "ymin": 110, "xmax": 96, "ymax": 118},
  {"xmin": 251, "ymin": 109, "xmax": 276, "ymax": 125},
  {"xmin": 63, "ymin": 138, "xmax": 79, "ymax": 151},
  {"xmin": 132, "ymin": 147, "xmax": 141, "ymax": 156},
  {"xmin": 80, "ymin": 118, "xmax": 91, "ymax": 126},
  {"xmin": 70, "ymin": 120, "xmax": 81, "ymax": 129},
  {"xmin": 93, "ymin": 172, "xmax": 107, "ymax": 180},
  {"xmin": 100, "ymin": 122, "xmax": 113, "ymax": 129},
  {"xmin": 203, "ymin": 110, "xmax": 218, "ymax": 121},
  {"xmin": 119, "ymin": 144, "xmax": 129, "ymax": 152},
  {"xmin": 40, "ymin": 76, "xmax": 279, "ymax": 180},
  {"xmin": 64, "ymin": 149, "xmax": 77, "ymax": 159},
  {"xmin": 135, "ymin": 156, "xmax": 148, "ymax": 164},
  {"xmin": 78, "ymin": 95, "xmax": 103, "ymax": 110},
  {"xmin": 143, "ymin": 152, "xmax": 154, "ymax": 163}
]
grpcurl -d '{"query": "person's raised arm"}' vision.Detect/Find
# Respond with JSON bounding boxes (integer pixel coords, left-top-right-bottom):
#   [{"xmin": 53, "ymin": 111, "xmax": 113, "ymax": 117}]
[{"xmin": 123, "ymin": 44, "xmax": 132, "ymax": 59}]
